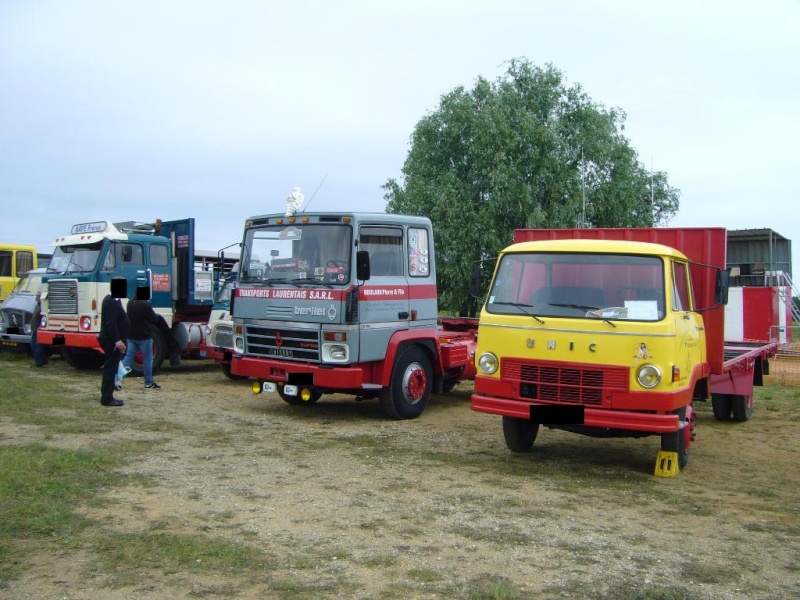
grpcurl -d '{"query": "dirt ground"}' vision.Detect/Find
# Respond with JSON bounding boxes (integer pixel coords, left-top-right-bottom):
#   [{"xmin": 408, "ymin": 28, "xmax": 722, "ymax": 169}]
[{"xmin": 3, "ymin": 357, "xmax": 800, "ymax": 599}]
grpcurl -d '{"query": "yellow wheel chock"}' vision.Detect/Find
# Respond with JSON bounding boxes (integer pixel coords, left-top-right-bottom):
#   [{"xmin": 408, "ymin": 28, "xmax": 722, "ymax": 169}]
[{"xmin": 654, "ymin": 450, "xmax": 679, "ymax": 478}]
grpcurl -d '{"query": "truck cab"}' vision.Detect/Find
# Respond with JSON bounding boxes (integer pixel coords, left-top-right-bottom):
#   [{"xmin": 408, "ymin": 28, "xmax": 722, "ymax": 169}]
[
  {"xmin": 38, "ymin": 219, "xmax": 213, "ymax": 371},
  {"xmin": 231, "ymin": 211, "xmax": 472, "ymax": 418},
  {"xmin": 472, "ymin": 228, "xmax": 735, "ymax": 474},
  {"xmin": 0, "ymin": 267, "xmax": 47, "ymax": 350},
  {"xmin": 0, "ymin": 244, "xmax": 37, "ymax": 303}
]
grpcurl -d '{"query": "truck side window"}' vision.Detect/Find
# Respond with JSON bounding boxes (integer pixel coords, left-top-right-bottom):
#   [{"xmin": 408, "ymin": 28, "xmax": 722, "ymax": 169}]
[
  {"xmin": 407, "ymin": 227, "xmax": 430, "ymax": 277},
  {"xmin": 16, "ymin": 251, "xmax": 33, "ymax": 274},
  {"xmin": 672, "ymin": 261, "xmax": 691, "ymax": 311},
  {"xmin": 101, "ymin": 248, "xmax": 115, "ymax": 272},
  {"xmin": 150, "ymin": 244, "xmax": 169, "ymax": 267},
  {"xmin": 360, "ymin": 226, "xmax": 403, "ymax": 277},
  {"xmin": 0, "ymin": 251, "xmax": 10, "ymax": 277},
  {"xmin": 120, "ymin": 243, "xmax": 144, "ymax": 265}
]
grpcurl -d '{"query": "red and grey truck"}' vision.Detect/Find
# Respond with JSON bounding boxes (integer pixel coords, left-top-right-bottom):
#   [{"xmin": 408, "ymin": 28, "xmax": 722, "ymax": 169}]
[
  {"xmin": 37, "ymin": 219, "xmax": 215, "ymax": 373},
  {"xmin": 230, "ymin": 210, "xmax": 478, "ymax": 419},
  {"xmin": 470, "ymin": 227, "xmax": 778, "ymax": 476}
]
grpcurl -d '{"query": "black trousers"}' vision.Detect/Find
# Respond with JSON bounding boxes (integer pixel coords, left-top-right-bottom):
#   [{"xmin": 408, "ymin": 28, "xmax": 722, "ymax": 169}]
[{"xmin": 99, "ymin": 338, "xmax": 123, "ymax": 402}]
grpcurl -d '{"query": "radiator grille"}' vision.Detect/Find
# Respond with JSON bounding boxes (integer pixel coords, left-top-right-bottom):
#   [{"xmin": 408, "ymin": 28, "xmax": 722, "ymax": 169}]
[
  {"xmin": 212, "ymin": 325, "xmax": 233, "ymax": 349},
  {"xmin": 47, "ymin": 280, "xmax": 78, "ymax": 314},
  {"xmin": 245, "ymin": 325, "xmax": 320, "ymax": 361},
  {"xmin": 502, "ymin": 358, "xmax": 629, "ymax": 405}
]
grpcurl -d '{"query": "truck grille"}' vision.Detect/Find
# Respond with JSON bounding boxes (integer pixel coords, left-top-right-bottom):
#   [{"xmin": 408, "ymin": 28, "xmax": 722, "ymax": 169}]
[
  {"xmin": 502, "ymin": 358, "xmax": 629, "ymax": 405},
  {"xmin": 47, "ymin": 280, "xmax": 78, "ymax": 314},
  {"xmin": 245, "ymin": 325, "xmax": 320, "ymax": 361},
  {"xmin": 213, "ymin": 325, "xmax": 233, "ymax": 349},
  {"xmin": 1, "ymin": 309, "xmax": 28, "ymax": 333}
]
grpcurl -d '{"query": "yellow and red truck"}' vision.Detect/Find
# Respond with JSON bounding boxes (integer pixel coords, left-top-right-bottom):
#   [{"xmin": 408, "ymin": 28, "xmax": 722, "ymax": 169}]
[{"xmin": 471, "ymin": 227, "xmax": 778, "ymax": 476}]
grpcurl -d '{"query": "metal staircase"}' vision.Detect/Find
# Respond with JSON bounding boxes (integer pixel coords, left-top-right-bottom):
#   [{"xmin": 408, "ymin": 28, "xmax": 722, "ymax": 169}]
[{"xmin": 778, "ymin": 272, "xmax": 800, "ymax": 325}]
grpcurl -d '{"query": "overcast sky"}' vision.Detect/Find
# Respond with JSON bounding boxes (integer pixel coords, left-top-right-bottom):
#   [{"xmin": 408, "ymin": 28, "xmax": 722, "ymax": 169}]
[{"xmin": 1, "ymin": 1, "xmax": 799, "ymax": 275}]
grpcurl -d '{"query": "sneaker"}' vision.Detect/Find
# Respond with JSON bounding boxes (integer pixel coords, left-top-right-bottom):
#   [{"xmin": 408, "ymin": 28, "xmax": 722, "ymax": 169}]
[
  {"xmin": 101, "ymin": 398, "xmax": 124, "ymax": 407},
  {"xmin": 144, "ymin": 382, "xmax": 161, "ymax": 390}
]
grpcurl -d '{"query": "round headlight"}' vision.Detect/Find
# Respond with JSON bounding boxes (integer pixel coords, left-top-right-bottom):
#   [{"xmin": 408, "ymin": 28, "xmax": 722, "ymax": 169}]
[
  {"xmin": 478, "ymin": 352, "xmax": 499, "ymax": 375},
  {"xmin": 637, "ymin": 364, "xmax": 662, "ymax": 389}
]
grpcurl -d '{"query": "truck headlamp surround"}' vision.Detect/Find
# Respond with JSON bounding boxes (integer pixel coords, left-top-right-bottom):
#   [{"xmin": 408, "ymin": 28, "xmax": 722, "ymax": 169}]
[
  {"xmin": 478, "ymin": 352, "xmax": 499, "ymax": 375},
  {"xmin": 636, "ymin": 364, "xmax": 662, "ymax": 389},
  {"xmin": 233, "ymin": 336, "xmax": 244, "ymax": 354},
  {"xmin": 322, "ymin": 343, "xmax": 349, "ymax": 363}
]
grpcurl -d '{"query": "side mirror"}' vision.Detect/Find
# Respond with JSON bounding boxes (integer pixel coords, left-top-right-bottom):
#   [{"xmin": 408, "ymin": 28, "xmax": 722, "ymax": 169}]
[
  {"xmin": 356, "ymin": 250, "xmax": 370, "ymax": 281},
  {"xmin": 715, "ymin": 269, "xmax": 730, "ymax": 305},
  {"xmin": 469, "ymin": 266, "xmax": 483, "ymax": 299}
]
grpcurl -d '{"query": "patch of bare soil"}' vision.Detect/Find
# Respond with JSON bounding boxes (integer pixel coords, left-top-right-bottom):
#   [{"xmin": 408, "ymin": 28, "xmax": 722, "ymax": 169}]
[{"xmin": 4, "ymin": 358, "xmax": 800, "ymax": 599}]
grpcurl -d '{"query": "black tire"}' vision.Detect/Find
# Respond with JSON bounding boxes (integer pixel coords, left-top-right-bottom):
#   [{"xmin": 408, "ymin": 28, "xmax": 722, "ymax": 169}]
[
  {"xmin": 63, "ymin": 347, "xmax": 105, "ymax": 370},
  {"xmin": 502, "ymin": 416, "xmax": 539, "ymax": 452},
  {"xmin": 711, "ymin": 394, "xmax": 732, "ymax": 421},
  {"xmin": 222, "ymin": 362, "xmax": 247, "ymax": 380},
  {"xmin": 127, "ymin": 327, "xmax": 167, "ymax": 377},
  {"xmin": 731, "ymin": 394, "xmax": 753, "ymax": 422},
  {"xmin": 277, "ymin": 385, "xmax": 321, "ymax": 405},
  {"xmin": 379, "ymin": 346, "xmax": 432, "ymax": 419},
  {"xmin": 661, "ymin": 407, "xmax": 690, "ymax": 469}
]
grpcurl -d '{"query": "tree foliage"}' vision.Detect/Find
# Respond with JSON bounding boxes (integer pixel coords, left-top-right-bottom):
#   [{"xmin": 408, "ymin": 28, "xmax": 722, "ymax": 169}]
[{"xmin": 384, "ymin": 59, "xmax": 680, "ymax": 316}]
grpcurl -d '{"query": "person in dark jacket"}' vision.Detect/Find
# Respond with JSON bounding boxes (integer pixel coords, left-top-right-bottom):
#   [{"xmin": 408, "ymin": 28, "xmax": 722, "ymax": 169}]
[
  {"xmin": 120, "ymin": 286, "xmax": 170, "ymax": 390},
  {"xmin": 98, "ymin": 278, "xmax": 129, "ymax": 407},
  {"xmin": 31, "ymin": 292, "xmax": 48, "ymax": 367}
]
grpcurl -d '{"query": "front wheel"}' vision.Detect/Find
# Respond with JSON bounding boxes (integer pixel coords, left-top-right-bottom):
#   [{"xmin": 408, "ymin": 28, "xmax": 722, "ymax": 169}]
[
  {"xmin": 127, "ymin": 327, "xmax": 166, "ymax": 377},
  {"xmin": 502, "ymin": 416, "xmax": 539, "ymax": 452},
  {"xmin": 379, "ymin": 346, "xmax": 432, "ymax": 419},
  {"xmin": 63, "ymin": 347, "xmax": 105, "ymax": 370},
  {"xmin": 660, "ymin": 407, "xmax": 690, "ymax": 469},
  {"xmin": 222, "ymin": 362, "xmax": 247, "ymax": 380}
]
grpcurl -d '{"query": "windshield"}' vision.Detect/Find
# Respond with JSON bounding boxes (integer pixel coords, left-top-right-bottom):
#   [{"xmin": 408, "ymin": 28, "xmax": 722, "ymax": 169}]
[
  {"xmin": 11, "ymin": 272, "xmax": 43, "ymax": 295},
  {"xmin": 48, "ymin": 242, "xmax": 105, "ymax": 274},
  {"xmin": 487, "ymin": 252, "xmax": 666, "ymax": 321},
  {"xmin": 240, "ymin": 223, "xmax": 352, "ymax": 285}
]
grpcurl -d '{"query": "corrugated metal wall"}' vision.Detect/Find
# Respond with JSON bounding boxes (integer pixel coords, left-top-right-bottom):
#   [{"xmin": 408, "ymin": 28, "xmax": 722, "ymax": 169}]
[{"xmin": 727, "ymin": 229, "xmax": 792, "ymax": 286}]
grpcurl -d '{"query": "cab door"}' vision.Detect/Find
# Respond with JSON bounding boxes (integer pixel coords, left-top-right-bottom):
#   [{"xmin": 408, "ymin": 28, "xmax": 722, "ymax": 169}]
[{"xmin": 358, "ymin": 225, "xmax": 410, "ymax": 362}]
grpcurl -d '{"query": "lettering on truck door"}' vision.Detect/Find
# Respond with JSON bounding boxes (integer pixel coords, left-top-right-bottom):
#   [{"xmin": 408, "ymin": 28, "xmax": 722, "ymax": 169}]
[{"xmin": 358, "ymin": 225, "xmax": 410, "ymax": 362}]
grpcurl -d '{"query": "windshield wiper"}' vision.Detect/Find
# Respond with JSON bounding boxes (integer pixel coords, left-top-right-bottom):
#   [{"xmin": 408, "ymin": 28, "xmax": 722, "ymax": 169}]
[
  {"xmin": 491, "ymin": 301, "xmax": 545, "ymax": 324},
  {"xmin": 292, "ymin": 277, "xmax": 333, "ymax": 288}
]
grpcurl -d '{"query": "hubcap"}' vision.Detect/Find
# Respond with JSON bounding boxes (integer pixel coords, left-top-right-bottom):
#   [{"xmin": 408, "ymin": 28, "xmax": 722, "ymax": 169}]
[{"xmin": 402, "ymin": 362, "xmax": 427, "ymax": 404}]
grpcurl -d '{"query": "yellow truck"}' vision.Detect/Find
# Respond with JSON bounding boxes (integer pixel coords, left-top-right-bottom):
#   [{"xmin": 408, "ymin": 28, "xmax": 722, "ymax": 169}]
[
  {"xmin": 471, "ymin": 227, "xmax": 778, "ymax": 476},
  {"xmin": 0, "ymin": 244, "xmax": 37, "ymax": 303}
]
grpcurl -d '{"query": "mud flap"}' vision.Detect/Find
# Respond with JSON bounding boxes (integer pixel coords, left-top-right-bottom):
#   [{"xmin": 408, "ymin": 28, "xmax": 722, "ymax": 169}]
[{"xmin": 654, "ymin": 450, "xmax": 679, "ymax": 478}]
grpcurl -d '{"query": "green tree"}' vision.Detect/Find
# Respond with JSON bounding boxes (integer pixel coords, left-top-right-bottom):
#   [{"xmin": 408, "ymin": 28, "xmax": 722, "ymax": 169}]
[{"xmin": 384, "ymin": 59, "xmax": 680, "ymax": 316}]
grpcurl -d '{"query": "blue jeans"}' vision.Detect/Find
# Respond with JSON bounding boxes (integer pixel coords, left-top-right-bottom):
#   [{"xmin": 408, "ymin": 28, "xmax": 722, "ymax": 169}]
[
  {"xmin": 31, "ymin": 328, "xmax": 48, "ymax": 366},
  {"xmin": 122, "ymin": 338, "xmax": 154, "ymax": 385}
]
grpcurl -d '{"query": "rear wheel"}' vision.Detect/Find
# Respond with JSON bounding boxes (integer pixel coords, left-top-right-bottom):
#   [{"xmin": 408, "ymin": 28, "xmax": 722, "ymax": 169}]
[
  {"xmin": 379, "ymin": 346, "xmax": 432, "ymax": 419},
  {"xmin": 502, "ymin": 416, "xmax": 539, "ymax": 452},
  {"xmin": 63, "ymin": 348, "xmax": 104, "ymax": 370},
  {"xmin": 731, "ymin": 394, "xmax": 753, "ymax": 421},
  {"xmin": 711, "ymin": 394, "xmax": 732, "ymax": 421}
]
